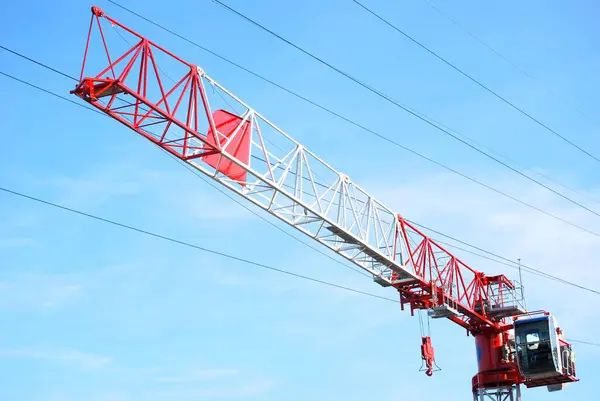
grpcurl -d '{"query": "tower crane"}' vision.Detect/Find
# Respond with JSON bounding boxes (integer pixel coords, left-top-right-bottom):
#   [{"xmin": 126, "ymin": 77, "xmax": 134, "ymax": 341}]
[{"xmin": 70, "ymin": 6, "xmax": 579, "ymax": 400}]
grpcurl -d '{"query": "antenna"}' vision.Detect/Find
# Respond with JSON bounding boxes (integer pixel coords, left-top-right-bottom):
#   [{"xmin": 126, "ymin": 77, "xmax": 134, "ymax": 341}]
[{"xmin": 518, "ymin": 258, "xmax": 526, "ymax": 310}]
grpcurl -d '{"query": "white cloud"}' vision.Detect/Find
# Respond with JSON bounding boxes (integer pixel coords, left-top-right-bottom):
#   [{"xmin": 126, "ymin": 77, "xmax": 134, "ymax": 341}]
[
  {"xmin": 0, "ymin": 237, "xmax": 36, "ymax": 248},
  {"xmin": 153, "ymin": 378, "xmax": 277, "ymax": 399},
  {"xmin": 154, "ymin": 368, "xmax": 239, "ymax": 383},
  {"xmin": 0, "ymin": 273, "xmax": 82, "ymax": 310},
  {"xmin": 43, "ymin": 162, "xmax": 168, "ymax": 210},
  {"xmin": 151, "ymin": 366, "xmax": 275, "ymax": 399},
  {"xmin": 0, "ymin": 347, "xmax": 112, "ymax": 369},
  {"xmin": 40, "ymin": 392, "xmax": 134, "ymax": 401},
  {"xmin": 17, "ymin": 153, "xmax": 258, "ymax": 223},
  {"xmin": 160, "ymin": 183, "xmax": 257, "ymax": 222}
]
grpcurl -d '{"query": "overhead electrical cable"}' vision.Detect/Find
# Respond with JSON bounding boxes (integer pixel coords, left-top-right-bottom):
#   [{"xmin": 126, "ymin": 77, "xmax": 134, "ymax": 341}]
[
  {"xmin": 0, "ymin": 71, "xmax": 102, "ymax": 116},
  {"xmin": 249, "ymin": 153, "xmax": 596, "ymax": 292},
  {"xmin": 2, "ymin": 74, "xmax": 600, "ymax": 347},
  {"xmin": 102, "ymin": 1, "xmax": 600, "ymax": 209},
  {"xmin": 2, "ymin": 183, "xmax": 600, "ymax": 350},
  {"xmin": 408, "ymin": 115, "xmax": 600, "ymax": 208},
  {"xmin": 75, "ymin": 5, "xmax": 600, "ymax": 231},
  {"xmin": 433, "ymin": 239, "xmax": 594, "ymax": 292},
  {"xmin": 0, "ymin": 186, "xmax": 396, "ymax": 303},
  {"xmin": 0, "ymin": 45, "xmax": 76, "ymax": 81},
  {"xmin": 103, "ymin": 1, "xmax": 600, "ymax": 208},
  {"xmin": 3, "ymin": 186, "xmax": 600, "ymax": 350},
  {"xmin": 1, "ymin": 54, "xmax": 599, "ymax": 292},
  {"xmin": 351, "ymin": 0, "xmax": 600, "ymax": 164},
  {"xmin": 420, "ymin": 0, "xmax": 599, "ymax": 129},
  {"xmin": 0, "ymin": 73, "xmax": 536, "ymax": 287},
  {"xmin": 567, "ymin": 339, "xmax": 600, "ymax": 347},
  {"xmin": 0, "ymin": 54, "xmax": 367, "ymax": 278},
  {"xmin": 247, "ymin": 152, "xmax": 597, "ymax": 290},
  {"xmin": 0, "ymin": 71, "xmax": 367, "ymax": 280},
  {"xmin": 210, "ymin": 0, "xmax": 600, "ymax": 221},
  {"xmin": 0, "ymin": 9, "xmax": 600, "ymax": 382},
  {"xmin": 168, "ymin": 156, "xmax": 370, "ymax": 278}
]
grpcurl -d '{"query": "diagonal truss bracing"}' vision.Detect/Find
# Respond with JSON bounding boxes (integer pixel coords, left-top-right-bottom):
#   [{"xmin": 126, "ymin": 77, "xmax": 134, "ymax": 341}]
[{"xmin": 71, "ymin": 6, "xmax": 524, "ymax": 332}]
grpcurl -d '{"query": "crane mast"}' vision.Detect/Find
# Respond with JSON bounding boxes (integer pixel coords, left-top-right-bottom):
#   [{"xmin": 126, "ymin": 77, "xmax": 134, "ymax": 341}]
[{"xmin": 71, "ymin": 7, "xmax": 578, "ymax": 400}]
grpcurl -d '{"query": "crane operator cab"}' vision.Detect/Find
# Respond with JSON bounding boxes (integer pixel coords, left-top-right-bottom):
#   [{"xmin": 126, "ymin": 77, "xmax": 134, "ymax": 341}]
[{"xmin": 514, "ymin": 312, "xmax": 578, "ymax": 392}]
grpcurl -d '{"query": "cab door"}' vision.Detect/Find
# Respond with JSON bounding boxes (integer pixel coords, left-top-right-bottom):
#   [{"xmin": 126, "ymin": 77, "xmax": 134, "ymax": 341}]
[{"xmin": 515, "ymin": 317, "xmax": 560, "ymax": 378}]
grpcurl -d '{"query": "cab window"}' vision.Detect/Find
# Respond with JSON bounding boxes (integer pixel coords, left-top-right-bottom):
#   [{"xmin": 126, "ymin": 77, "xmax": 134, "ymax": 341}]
[{"xmin": 526, "ymin": 331, "xmax": 540, "ymax": 350}]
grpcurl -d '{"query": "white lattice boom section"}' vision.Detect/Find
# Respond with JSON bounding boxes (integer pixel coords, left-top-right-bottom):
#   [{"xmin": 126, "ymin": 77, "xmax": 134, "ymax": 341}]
[
  {"xmin": 188, "ymin": 77, "xmax": 417, "ymax": 284},
  {"xmin": 72, "ymin": 6, "xmax": 422, "ymax": 286}
]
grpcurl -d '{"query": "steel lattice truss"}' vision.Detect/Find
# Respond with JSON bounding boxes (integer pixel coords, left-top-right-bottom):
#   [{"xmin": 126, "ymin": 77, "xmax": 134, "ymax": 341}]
[
  {"xmin": 474, "ymin": 385, "xmax": 521, "ymax": 401},
  {"xmin": 72, "ymin": 7, "xmax": 524, "ymax": 332}
]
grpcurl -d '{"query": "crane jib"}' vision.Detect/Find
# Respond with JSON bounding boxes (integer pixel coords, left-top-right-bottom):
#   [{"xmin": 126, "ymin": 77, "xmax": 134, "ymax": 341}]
[{"xmin": 70, "ymin": 6, "xmax": 579, "ymax": 400}]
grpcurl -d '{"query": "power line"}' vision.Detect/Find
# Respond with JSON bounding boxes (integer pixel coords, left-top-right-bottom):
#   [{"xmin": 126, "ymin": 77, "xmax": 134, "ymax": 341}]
[
  {"xmin": 412, "ymin": 219, "xmax": 600, "ymax": 294},
  {"xmin": 99, "ymin": 2, "xmax": 600, "ymax": 210},
  {"xmin": 3, "ymin": 77, "xmax": 600, "ymax": 347},
  {"xmin": 1, "ymin": 77, "xmax": 599, "ymax": 353},
  {"xmin": 0, "ymin": 70, "xmax": 536, "ymax": 273},
  {"xmin": 211, "ymin": 0, "xmax": 600, "ymax": 222},
  {"xmin": 0, "ymin": 45, "xmax": 370, "ymax": 281},
  {"xmin": 385, "ymin": 85, "xmax": 600, "ymax": 208},
  {"xmin": 168, "ymin": 155, "xmax": 370, "ymax": 278},
  {"xmin": 567, "ymin": 339, "xmax": 600, "ymax": 347},
  {"xmin": 251, "ymin": 152, "xmax": 597, "ymax": 292},
  {"xmin": 95, "ymin": 2, "xmax": 600, "ymax": 232},
  {"xmin": 0, "ymin": 45, "xmax": 77, "ymax": 82},
  {"xmin": 1, "ymin": 52, "xmax": 599, "ymax": 294},
  {"xmin": 0, "ymin": 71, "xmax": 101, "ymax": 115},
  {"xmin": 55, "ymin": 4, "xmax": 600, "ymax": 239},
  {"xmin": 0, "ymin": 70, "xmax": 557, "ymax": 287},
  {"xmin": 2, "ymin": 54, "xmax": 599, "ymax": 350},
  {"xmin": 250, "ymin": 150, "xmax": 596, "ymax": 290},
  {"xmin": 0, "ymin": 185, "xmax": 396, "ymax": 303},
  {"xmin": 1, "ymin": 27, "xmax": 598, "ymax": 292},
  {"xmin": 351, "ymin": 0, "xmax": 600, "ymax": 164},
  {"xmin": 252, "ymin": 151, "xmax": 593, "ymax": 289},
  {"xmin": 22, "ymin": 0, "xmax": 597, "ymax": 262},
  {"xmin": 0, "ymin": 46, "xmax": 367, "ymax": 279},
  {"xmin": 410, "ymin": 220, "xmax": 559, "ymax": 272},
  {"xmin": 420, "ymin": 0, "xmax": 599, "ymax": 131},
  {"xmin": 429, "ymin": 234, "xmax": 598, "ymax": 294},
  {"xmin": 3, "ymin": 183, "xmax": 600, "ymax": 349}
]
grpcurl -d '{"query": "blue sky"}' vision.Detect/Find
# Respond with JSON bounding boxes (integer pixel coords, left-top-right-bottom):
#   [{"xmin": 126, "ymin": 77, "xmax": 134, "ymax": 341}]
[{"xmin": 1, "ymin": 0, "xmax": 600, "ymax": 400}]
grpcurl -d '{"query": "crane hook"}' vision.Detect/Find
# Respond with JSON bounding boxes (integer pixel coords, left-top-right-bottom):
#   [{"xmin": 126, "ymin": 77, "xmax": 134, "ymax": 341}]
[{"xmin": 421, "ymin": 336, "xmax": 436, "ymax": 377}]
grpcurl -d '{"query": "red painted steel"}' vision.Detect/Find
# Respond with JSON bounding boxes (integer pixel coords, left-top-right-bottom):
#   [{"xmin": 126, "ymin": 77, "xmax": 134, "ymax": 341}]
[
  {"xmin": 72, "ymin": 6, "xmax": 511, "ymax": 336},
  {"xmin": 420, "ymin": 336, "xmax": 436, "ymax": 377},
  {"xmin": 72, "ymin": 6, "xmax": 246, "ymax": 182},
  {"xmin": 394, "ymin": 216, "xmax": 514, "ymax": 333},
  {"xmin": 70, "ymin": 6, "xmax": 577, "ymax": 398},
  {"xmin": 475, "ymin": 332, "xmax": 513, "ymax": 373},
  {"xmin": 472, "ymin": 332, "xmax": 519, "ymax": 392},
  {"xmin": 201, "ymin": 109, "xmax": 252, "ymax": 184}
]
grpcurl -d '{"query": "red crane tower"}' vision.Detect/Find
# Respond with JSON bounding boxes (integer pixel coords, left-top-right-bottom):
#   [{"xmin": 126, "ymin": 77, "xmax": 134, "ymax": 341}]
[{"xmin": 70, "ymin": 6, "xmax": 579, "ymax": 400}]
